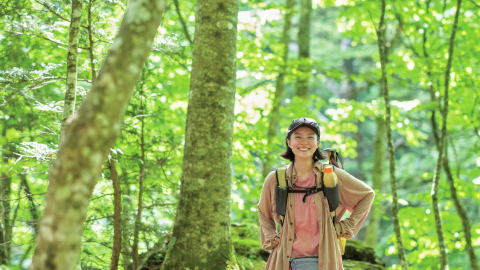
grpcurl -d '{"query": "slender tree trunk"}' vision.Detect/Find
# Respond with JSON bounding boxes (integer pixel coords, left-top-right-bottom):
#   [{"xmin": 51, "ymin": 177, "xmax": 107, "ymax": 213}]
[
  {"xmin": 365, "ymin": 116, "xmax": 385, "ymax": 248},
  {"xmin": 0, "ymin": 172, "xmax": 11, "ymax": 265},
  {"xmin": 121, "ymin": 165, "xmax": 132, "ymax": 270},
  {"xmin": 28, "ymin": 1, "xmax": 168, "ymax": 269},
  {"xmin": 444, "ymin": 148, "xmax": 478, "ymax": 269},
  {"xmin": 295, "ymin": 0, "xmax": 312, "ymax": 97},
  {"xmin": 173, "ymin": 0, "xmax": 193, "ymax": 45},
  {"xmin": 19, "ymin": 174, "xmax": 39, "ymax": 234},
  {"xmin": 160, "ymin": 0, "xmax": 240, "ymax": 268},
  {"xmin": 431, "ymin": 0, "xmax": 462, "ymax": 268},
  {"xmin": 262, "ymin": 0, "xmax": 295, "ymax": 178},
  {"xmin": 376, "ymin": 0, "xmax": 409, "ymax": 268},
  {"xmin": 87, "ymin": 0, "xmax": 96, "ymax": 82},
  {"xmin": 60, "ymin": 0, "xmax": 83, "ymax": 140},
  {"xmin": 133, "ymin": 79, "xmax": 146, "ymax": 269},
  {"xmin": 109, "ymin": 159, "xmax": 122, "ymax": 270}
]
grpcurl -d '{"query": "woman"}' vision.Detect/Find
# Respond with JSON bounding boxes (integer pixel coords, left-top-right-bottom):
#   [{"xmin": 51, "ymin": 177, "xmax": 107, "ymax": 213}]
[{"xmin": 257, "ymin": 117, "xmax": 375, "ymax": 270}]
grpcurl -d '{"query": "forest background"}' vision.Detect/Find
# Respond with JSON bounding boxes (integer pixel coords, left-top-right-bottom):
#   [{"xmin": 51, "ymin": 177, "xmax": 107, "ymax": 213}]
[{"xmin": 0, "ymin": 0, "xmax": 479, "ymax": 269}]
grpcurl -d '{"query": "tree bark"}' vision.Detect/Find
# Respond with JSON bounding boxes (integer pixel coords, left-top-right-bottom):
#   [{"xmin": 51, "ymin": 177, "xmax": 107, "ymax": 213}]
[
  {"xmin": 160, "ymin": 0, "xmax": 240, "ymax": 268},
  {"xmin": 365, "ymin": 116, "xmax": 385, "ymax": 248},
  {"xmin": 376, "ymin": 0, "xmax": 409, "ymax": 268},
  {"xmin": 28, "ymin": 1, "xmax": 168, "ymax": 269},
  {"xmin": 262, "ymin": 0, "xmax": 295, "ymax": 178},
  {"xmin": 109, "ymin": 159, "xmax": 122, "ymax": 270},
  {"xmin": 0, "ymin": 172, "xmax": 11, "ymax": 266},
  {"xmin": 431, "ymin": 0, "xmax": 462, "ymax": 268},
  {"xmin": 295, "ymin": 0, "xmax": 312, "ymax": 97},
  {"xmin": 60, "ymin": 0, "xmax": 83, "ymax": 140},
  {"xmin": 132, "ymin": 73, "xmax": 146, "ymax": 270},
  {"xmin": 120, "ymin": 163, "xmax": 132, "ymax": 270},
  {"xmin": 87, "ymin": 0, "xmax": 96, "ymax": 82},
  {"xmin": 19, "ymin": 174, "xmax": 39, "ymax": 234}
]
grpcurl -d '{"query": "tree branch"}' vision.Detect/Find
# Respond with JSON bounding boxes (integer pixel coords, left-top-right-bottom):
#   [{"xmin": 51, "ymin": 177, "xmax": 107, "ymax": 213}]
[{"xmin": 173, "ymin": 0, "xmax": 193, "ymax": 45}]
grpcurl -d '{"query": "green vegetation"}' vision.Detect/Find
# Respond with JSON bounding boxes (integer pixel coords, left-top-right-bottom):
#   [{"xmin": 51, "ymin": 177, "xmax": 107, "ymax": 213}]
[{"xmin": 0, "ymin": 0, "xmax": 479, "ymax": 269}]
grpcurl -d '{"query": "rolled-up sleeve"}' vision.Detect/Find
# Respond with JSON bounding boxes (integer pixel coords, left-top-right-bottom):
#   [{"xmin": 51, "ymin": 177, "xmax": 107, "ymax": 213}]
[
  {"xmin": 257, "ymin": 171, "xmax": 278, "ymax": 250},
  {"xmin": 334, "ymin": 168, "xmax": 375, "ymax": 239}
]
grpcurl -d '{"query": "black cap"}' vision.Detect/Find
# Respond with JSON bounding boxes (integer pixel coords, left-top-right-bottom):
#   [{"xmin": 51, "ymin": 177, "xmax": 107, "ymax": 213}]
[{"xmin": 287, "ymin": 117, "xmax": 320, "ymax": 137}]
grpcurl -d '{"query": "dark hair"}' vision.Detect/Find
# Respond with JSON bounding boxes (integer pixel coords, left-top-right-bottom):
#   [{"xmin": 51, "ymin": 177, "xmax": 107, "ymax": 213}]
[{"xmin": 280, "ymin": 133, "xmax": 327, "ymax": 162}]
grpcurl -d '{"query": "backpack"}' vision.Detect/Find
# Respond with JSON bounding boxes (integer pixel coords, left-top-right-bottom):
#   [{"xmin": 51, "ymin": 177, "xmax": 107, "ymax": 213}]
[{"xmin": 275, "ymin": 148, "xmax": 346, "ymax": 254}]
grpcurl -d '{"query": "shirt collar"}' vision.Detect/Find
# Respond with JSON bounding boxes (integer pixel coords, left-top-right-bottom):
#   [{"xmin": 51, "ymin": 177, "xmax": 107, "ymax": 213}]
[{"xmin": 286, "ymin": 161, "xmax": 325, "ymax": 185}]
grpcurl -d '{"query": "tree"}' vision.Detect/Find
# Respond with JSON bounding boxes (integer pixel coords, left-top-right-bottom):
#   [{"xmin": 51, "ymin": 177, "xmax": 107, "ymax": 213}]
[
  {"xmin": 60, "ymin": 0, "xmax": 83, "ymax": 140},
  {"xmin": 430, "ymin": 0, "xmax": 462, "ymax": 268},
  {"xmin": 375, "ymin": 0, "xmax": 409, "ymax": 268},
  {"xmin": 28, "ymin": 0, "xmax": 168, "ymax": 269},
  {"xmin": 295, "ymin": 0, "xmax": 312, "ymax": 97},
  {"xmin": 262, "ymin": 0, "xmax": 295, "ymax": 178},
  {"xmin": 159, "ymin": 0, "xmax": 241, "ymax": 268},
  {"xmin": 364, "ymin": 116, "xmax": 385, "ymax": 248},
  {"xmin": 108, "ymin": 159, "xmax": 121, "ymax": 270}
]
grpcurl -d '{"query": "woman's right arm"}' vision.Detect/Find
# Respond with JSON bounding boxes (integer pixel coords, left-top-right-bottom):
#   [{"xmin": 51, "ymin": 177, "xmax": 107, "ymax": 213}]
[{"xmin": 257, "ymin": 171, "xmax": 278, "ymax": 250}]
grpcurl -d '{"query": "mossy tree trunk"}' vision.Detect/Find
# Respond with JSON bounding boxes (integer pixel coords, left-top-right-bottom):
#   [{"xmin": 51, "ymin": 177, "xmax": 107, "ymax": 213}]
[
  {"xmin": 295, "ymin": 0, "xmax": 312, "ymax": 98},
  {"xmin": 87, "ymin": 0, "xmax": 96, "ymax": 82},
  {"xmin": 133, "ymin": 71, "xmax": 147, "ymax": 270},
  {"xmin": 262, "ymin": 0, "xmax": 295, "ymax": 178},
  {"xmin": 0, "ymin": 171, "xmax": 11, "ymax": 266},
  {"xmin": 430, "ymin": 0, "xmax": 462, "ymax": 268},
  {"xmin": 109, "ymin": 159, "xmax": 121, "ymax": 270},
  {"xmin": 28, "ymin": 0, "xmax": 168, "ymax": 269},
  {"xmin": 365, "ymin": 116, "xmax": 385, "ymax": 248},
  {"xmin": 60, "ymin": 0, "xmax": 83, "ymax": 140},
  {"xmin": 376, "ymin": 0, "xmax": 409, "ymax": 268},
  {"xmin": 160, "ymin": 0, "xmax": 240, "ymax": 269}
]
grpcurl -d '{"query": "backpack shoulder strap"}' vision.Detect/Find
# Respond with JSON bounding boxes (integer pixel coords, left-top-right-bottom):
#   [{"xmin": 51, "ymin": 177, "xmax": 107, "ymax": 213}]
[{"xmin": 275, "ymin": 165, "xmax": 288, "ymax": 226}]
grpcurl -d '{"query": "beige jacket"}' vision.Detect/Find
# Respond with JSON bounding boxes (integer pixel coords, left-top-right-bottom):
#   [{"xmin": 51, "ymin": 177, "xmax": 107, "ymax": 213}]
[{"xmin": 257, "ymin": 161, "xmax": 375, "ymax": 270}]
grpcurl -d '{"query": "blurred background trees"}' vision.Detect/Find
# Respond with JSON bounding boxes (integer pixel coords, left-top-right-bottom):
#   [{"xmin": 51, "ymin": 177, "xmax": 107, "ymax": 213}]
[{"xmin": 0, "ymin": 0, "xmax": 479, "ymax": 269}]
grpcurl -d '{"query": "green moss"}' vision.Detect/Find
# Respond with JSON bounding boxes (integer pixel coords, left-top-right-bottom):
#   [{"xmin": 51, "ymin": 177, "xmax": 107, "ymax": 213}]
[
  {"xmin": 343, "ymin": 240, "xmax": 385, "ymax": 267},
  {"xmin": 343, "ymin": 260, "xmax": 385, "ymax": 270}
]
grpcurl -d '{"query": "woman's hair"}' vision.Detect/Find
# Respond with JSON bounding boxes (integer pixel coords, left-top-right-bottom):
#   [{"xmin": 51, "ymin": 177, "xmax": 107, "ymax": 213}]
[{"xmin": 280, "ymin": 133, "xmax": 328, "ymax": 162}]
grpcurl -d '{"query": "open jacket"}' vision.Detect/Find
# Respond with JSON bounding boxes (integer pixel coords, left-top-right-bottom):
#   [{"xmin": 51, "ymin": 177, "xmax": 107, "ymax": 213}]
[{"xmin": 257, "ymin": 161, "xmax": 375, "ymax": 270}]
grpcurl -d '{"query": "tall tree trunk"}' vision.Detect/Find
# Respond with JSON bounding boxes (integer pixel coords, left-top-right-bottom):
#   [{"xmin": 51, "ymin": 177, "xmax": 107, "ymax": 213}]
[
  {"xmin": 160, "ymin": 0, "xmax": 240, "ymax": 268},
  {"xmin": 365, "ymin": 116, "xmax": 385, "ymax": 248},
  {"xmin": 262, "ymin": 0, "xmax": 295, "ymax": 178},
  {"xmin": 60, "ymin": 0, "xmax": 83, "ymax": 140},
  {"xmin": 109, "ymin": 159, "xmax": 122, "ymax": 270},
  {"xmin": 295, "ymin": 0, "xmax": 312, "ymax": 98},
  {"xmin": 133, "ymin": 76, "xmax": 146, "ymax": 269},
  {"xmin": 376, "ymin": 0, "xmax": 409, "ymax": 268},
  {"xmin": 60, "ymin": 2, "xmax": 85, "ymax": 268},
  {"xmin": 0, "ymin": 172, "xmax": 11, "ymax": 266},
  {"xmin": 87, "ymin": 0, "xmax": 96, "ymax": 82},
  {"xmin": 431, "ymin": 0, "xmax": 462, "ymax": 268},
  {"xmin": 121, "ymin": 164, "xmax": 132, "ymax": 270},
  {"xmin": 19, "ymin": 174, "xmax": 39, "ymax": 234},
  {"xmin": 28, "ymin": 1, "xmax": 168, "ymax": 269}
]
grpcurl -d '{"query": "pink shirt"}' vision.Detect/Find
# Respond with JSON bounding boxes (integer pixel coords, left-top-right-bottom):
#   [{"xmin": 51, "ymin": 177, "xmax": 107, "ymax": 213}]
[{"xmin": 291, "ymin": 171, "xmax": 320, "ymax": 258}]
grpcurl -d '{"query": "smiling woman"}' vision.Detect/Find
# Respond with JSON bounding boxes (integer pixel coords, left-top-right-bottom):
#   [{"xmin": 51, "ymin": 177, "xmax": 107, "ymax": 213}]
[{"xmin": 257, "ymin": 117, "xmax": 375, "ymax": 270}]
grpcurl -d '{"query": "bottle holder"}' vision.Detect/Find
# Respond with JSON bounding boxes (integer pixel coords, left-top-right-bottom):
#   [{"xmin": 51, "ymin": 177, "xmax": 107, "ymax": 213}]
[
  {"xmin": 275, "ymin": 186, "xmax": 288, "ymax": 216},
  {"xmin": 323, "ymin": 185, "xmax": 340, "ymax": 212}
]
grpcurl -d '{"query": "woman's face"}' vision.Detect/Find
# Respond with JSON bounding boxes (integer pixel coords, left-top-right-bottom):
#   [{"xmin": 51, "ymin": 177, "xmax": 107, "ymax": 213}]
[{"xmin": 286, "ymin": 127, "xmax": 321, "ymax": 160}]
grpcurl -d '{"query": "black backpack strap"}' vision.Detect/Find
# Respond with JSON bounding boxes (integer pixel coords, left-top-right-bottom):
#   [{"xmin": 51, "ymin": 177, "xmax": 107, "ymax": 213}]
[{"xmin": 275, "ymin": 166, "xmax": 288, "ymax": 226}]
